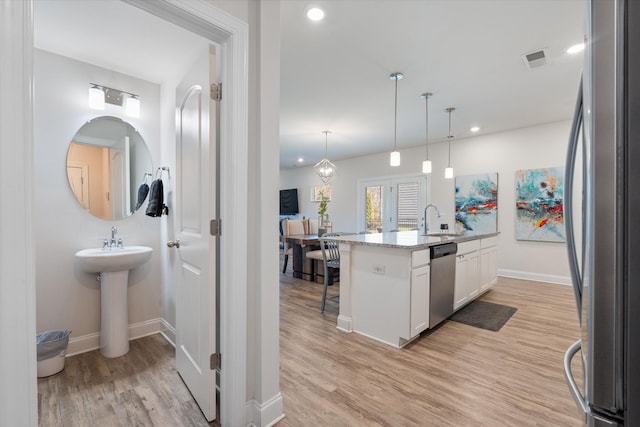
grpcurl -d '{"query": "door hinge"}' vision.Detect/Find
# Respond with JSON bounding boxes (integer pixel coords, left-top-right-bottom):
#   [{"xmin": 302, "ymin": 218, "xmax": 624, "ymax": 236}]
[
  {"xmin": 210, "ymin": 83, "xmax": 222, "ymax": 101},
  {"xmin": 210, "ymin": 352, "xmax": 221, "ymax": 370},
  {"xmin": 210, "ymin": 219, "xmax": 221, "ymax": 236}
]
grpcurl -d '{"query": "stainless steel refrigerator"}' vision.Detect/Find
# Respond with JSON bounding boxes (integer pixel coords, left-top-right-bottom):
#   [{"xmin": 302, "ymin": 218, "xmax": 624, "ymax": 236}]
[{"xmin": 564, "ymin": 0, "xmax": 640, "ymax": 425}]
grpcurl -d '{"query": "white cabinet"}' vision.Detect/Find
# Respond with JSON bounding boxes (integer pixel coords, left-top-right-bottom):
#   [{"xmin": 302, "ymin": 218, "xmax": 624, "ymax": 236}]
[
  {"xmin": 350, "ymin": 245, "xmax": 430, "ymax": 347},
  {"xmin": 454, "ymin": 250, "xmax": 480, "ymax": 310},
  {"xmin": 410, "ymin": 264, "xmax": 430, "ymax": 338},
  {"xmin": 479, "ymin": 236, "xmax": 498, "ymax": 292},
  {"xmin": 454, "ymin": 237, "xmax": 498, "ymax": 310},
  {"xmin": 480, "ymin": 246, "xmax": 498, "ymax": 292},
  {"xmin": 408, "ymin": 248, "xmax": 430, "ymax": 339}
]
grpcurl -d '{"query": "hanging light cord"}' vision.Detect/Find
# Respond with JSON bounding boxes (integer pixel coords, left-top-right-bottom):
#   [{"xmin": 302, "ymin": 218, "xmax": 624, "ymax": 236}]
[
  {"xmin": 447, "ymin": 107, "xmax": 454, "ymax": 166},
  {"xmin": 323, "ymin": 130, "xmax": 330, "ymax": 157},
  {"xmin": 393, "ymin": 77, "xmax": 398, "ymax": 151},
  {"xmin": 425, "ymin": 95, "xmax": 429, "ymax": 159}
]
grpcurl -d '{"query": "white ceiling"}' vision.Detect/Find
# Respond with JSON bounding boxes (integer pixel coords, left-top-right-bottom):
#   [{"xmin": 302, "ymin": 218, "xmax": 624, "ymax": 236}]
[
  {"xmin": 280, "ymin": 0, "xmax": 585, "ymax": 168},
  {"xmin": 34, "ymin": 0, "xmax": 206, "ymax": 84},
  {"xmin": 34, "ymin": 0, "xmax": 585, "ymax": 170}
]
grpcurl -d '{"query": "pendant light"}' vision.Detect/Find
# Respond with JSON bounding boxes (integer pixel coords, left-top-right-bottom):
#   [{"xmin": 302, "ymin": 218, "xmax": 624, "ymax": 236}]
[
  {"xmin": 445, "ymin": 107, "xmax": 455, "ymax": 179},
  {"xmin": 314, "ymin": 130, "xmax": 336, "ymax": 184},
  {"xmin": 389, "ymin": 72, "xmax": 403, "ymax": 167},
  {"xmin": 421, "ymin": 92, "xmax": 432, "ymax": 174}
]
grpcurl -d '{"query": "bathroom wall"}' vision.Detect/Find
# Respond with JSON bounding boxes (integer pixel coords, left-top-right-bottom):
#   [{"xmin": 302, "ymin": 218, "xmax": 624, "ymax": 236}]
[
  {"xmin": 281, "ymin": 120, "xmax": 582, "ymax": 285},
  {"xmin": 34, "ymin": 49, "xmax": 162, "ymax": 353}
]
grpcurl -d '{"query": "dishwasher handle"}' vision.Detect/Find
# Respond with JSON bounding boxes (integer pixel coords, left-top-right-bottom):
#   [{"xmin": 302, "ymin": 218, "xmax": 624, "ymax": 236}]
[{"xmin": 430, "ymin": 243, "xmax": 457, "ymax": 259}]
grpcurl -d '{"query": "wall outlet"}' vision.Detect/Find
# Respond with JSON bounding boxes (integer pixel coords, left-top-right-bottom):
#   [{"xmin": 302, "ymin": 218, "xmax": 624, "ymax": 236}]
[{"xmin": 372, "ymin": 264, "xmax": 385, "ymax": 275}]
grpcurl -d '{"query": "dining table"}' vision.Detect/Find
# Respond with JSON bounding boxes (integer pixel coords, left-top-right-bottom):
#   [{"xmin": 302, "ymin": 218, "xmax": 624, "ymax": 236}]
[{"xmin": 280, "ymin": 234, "xmax": 321, "ymax": 281}]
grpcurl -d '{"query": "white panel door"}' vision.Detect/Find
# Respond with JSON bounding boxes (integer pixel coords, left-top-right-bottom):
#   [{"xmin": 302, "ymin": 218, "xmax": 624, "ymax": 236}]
[{"xmin": 174, "ymin": 46, "xmax": 217, "ymax": 422}]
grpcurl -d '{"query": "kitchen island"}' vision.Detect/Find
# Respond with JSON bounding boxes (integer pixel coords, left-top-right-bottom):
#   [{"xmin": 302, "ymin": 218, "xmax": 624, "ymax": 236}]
[{"xmin": 329, "ymin": 231, "xmax": 498, "ymax": 348}]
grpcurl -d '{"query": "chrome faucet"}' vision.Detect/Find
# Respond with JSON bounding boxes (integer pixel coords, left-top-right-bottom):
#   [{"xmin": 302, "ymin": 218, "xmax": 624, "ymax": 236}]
[
  {"xmin": 110, "ymin": 226, "xmax": 118, "ymax": 248},
  {"xmin": 423, "ymin": 204, "xmax": 441, "ymax": 234}
]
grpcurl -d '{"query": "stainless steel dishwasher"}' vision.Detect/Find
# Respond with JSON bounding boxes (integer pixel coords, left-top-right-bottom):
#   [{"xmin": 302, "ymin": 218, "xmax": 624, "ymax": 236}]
[{"xmin": 429, "ymin": 242, "xmax": 457, "ymax": 327}]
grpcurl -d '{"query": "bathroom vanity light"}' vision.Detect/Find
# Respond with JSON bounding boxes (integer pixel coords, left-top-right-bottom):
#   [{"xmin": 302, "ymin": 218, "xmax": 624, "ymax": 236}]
[
  {"xmin": 389, "ymin": 72, "xmax": 403, "ymax": 167},
  {"xmin": 421, "ymin": 92, "xmax": 433, "ymax": 174},
  {"xmin": 125, "ymin": 95, "xmax": 140, "ymax": 118},
  {"xmin": 314, "ymin": 130, "xmax": 336, "ymax": 184},
  {"xmin": 88, "ymin": 83, "xmax": 140, "ymax": 118},
  {"xmin": 88, "ymin": 84, "xmax": 105, "ymax": 110},
  {"xmin": 445, "ymin": 107, "xmax": 455, "ymax": 179}
]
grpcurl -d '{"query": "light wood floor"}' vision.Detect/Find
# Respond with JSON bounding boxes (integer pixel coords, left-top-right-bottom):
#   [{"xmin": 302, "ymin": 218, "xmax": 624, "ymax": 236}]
[
  {"xmin": 38, "ymin": 267, "xmax": 584, "ymax": 427},
  {"xmin": 37, "ymin": 334, "xmax": 213, "ymax": 426},
  {"xmin": 277, "ymin": 268, "xmax": 585, "ymax": 426}
]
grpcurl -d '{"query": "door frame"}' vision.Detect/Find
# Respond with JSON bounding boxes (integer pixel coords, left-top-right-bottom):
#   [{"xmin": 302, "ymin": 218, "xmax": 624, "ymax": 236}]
[
  {"xmin": 1, "ymin": 1, "xmax": 249, "ymax": 426},
  {"xmin": 123, "ymin": 1, "xmax": 249, "ymax": 425}
]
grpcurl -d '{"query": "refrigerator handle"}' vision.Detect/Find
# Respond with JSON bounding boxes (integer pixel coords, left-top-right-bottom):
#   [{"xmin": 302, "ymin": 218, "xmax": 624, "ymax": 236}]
[
  {"xmin": 564, "ymin": 339, "xmax": 588, "ymax": 422},
  {"xmin": 564, "ymin": 75, "xmax": 584, "ymax": 322}
]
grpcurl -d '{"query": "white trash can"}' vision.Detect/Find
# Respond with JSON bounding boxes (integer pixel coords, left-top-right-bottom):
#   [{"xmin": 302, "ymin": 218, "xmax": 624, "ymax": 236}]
[{"xmin": 37, "ymin": 329, "xmax": 71, "ymax": 378}]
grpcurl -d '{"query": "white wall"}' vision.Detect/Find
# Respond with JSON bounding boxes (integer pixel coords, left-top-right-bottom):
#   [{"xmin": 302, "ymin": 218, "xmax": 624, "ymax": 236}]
[
  {"xmin": 281, "ymin": 120, "xmax": 578, "ymax": 285},
  {"xmin": 34, "ymin": 49, "xmax": 162, "ymax": 351},
  {"xmin": 0, "ymin": 2, "xmax": 38, "ymax": 424},
  {"xmin": 189, "ymin": 1, "xmax": 283, "ymax": 425},
  {"xmin": 222, "ymin": 0, "xmax": 284, "ymax": 424}
]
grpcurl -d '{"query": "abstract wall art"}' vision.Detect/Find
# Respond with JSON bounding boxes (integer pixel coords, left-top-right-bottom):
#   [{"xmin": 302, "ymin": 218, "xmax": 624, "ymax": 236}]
[
  {"xmin": 455, "ymin": 173, "xmax": 498, "ymax": 236},
  {"xmin": 515, "ymin": 167, "xmax": 565, "ymax": 242}
]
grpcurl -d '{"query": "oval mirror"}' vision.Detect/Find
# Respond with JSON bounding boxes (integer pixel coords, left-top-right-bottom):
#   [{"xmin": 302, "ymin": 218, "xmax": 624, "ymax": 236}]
[{"xmin": 66, "ymin": 116, "xmax": 153, "ymax": 220}]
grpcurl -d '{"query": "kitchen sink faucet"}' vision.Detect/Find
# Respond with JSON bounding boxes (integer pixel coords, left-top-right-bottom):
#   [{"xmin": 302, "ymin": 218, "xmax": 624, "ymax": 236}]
[{"xmin": 424, "ymin": 204, "xmax": 441, "ymax": 234}]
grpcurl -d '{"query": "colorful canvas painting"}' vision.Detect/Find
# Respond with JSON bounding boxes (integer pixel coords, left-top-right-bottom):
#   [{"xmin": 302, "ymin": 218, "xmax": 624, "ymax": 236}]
[
  {"xmin": 455, "ymin": 173, "xmax": 498, "ymax": 235},
  {"xmin": 515, "ymin": 167, "xmax": 565, "ymax": 242}
]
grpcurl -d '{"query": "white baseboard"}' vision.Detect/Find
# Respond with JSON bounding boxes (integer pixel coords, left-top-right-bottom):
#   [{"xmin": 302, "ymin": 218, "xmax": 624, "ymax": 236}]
[
  {"xmin": 498, "ymin": 269, "xmax": 572, "ymax": 286},
  {"xmin": 336, "ymin": 315, "xmax": 353, "ymax": 333},
  {"xmin": 246, "ymin": 393, "xmax": 284, "ymax": 427},
  {"xmin": 159, "ymin": 318, "xmax": 176, "ymax": 347},
  {"xmin": 67, "ymin": 332, "xmax": 101, "ymax": 357},
  {"xmin": 66, "ymin": 318, "xmax": 168, "ymax": 357}
]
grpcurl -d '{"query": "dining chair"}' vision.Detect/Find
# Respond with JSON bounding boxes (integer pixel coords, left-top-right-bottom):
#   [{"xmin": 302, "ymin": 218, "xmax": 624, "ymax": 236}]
[
  {"xmin": 281, "ymin": 218, "xmax": 307, "ymax": 273},
  {"xmin": 307, "ymin": 218, "xmax": 319, "ymax": 235},
  {"xmin": 319, "ymin": 232, "xmax": 341, "ymax": 312}
]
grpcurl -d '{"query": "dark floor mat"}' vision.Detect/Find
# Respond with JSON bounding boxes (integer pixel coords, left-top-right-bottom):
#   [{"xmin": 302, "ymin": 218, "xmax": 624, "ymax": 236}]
[{"xmin": 450, "ymin": 300, "xmax": 517, "ymax": 332}]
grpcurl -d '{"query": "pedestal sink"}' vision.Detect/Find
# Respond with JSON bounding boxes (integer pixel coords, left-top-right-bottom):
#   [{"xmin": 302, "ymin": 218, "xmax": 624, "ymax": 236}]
[{"xmin": 75, "ymin": 246, "xmax": 152, "ymax": 358}]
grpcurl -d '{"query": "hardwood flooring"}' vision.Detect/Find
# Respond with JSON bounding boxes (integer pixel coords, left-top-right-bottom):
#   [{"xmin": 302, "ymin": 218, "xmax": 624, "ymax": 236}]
[
  {"xmin": 38, "ymin": 264, "xmax": 584, "ymax": 427},
  {"xmin": 277, "ymin": 268, "xmax": 584, "ymax": 426},
  {"xmin": 37, "ymin": 334, "xmax": 213, "ymax": 426}
]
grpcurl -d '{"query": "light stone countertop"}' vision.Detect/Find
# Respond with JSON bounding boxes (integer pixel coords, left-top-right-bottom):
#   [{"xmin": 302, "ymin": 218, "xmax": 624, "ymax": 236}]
[{"xmin": 326, "ymin": 230, "xmax": 499, "ymax": 250}]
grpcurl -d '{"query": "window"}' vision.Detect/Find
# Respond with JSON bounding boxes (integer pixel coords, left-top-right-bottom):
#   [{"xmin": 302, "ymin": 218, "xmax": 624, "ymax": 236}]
[
  {"xmin": 396, "ymin": 181, "xmax": 419, "ymax": 231},
  {"xmin": 358, "ymin": 176, "xmax": 427, "ymax": 233},
  {"xmin": 365, "ymin": 185, "xmax": 383, "ymax": 232}
]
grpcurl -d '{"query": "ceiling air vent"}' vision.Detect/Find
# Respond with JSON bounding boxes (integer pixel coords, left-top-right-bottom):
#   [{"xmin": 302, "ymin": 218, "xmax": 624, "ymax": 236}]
[{"xmin": 522, "ymin": 48, "xmax": 549, "ymax": 69}]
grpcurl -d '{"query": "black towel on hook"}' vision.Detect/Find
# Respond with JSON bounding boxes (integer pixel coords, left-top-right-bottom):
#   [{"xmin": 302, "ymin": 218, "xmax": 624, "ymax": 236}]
[
  {"xmin": 146, "ymin": 179, "xmax": 164, "ymax": 217},
  {"xmin": 134, "ymin": 183, "xmax": 149, "ymax": 211}
]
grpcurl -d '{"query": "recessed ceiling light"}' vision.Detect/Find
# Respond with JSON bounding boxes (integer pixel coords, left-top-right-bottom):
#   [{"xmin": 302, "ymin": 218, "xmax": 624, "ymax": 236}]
[
  {"xmin": 566, "ymin": 43, "xmax": 585, "ymax": 54},
  {"xmin": 298, "ymin": 157, "xmax": 304, "ymax": 163},
  {"xmin": 470, "ymin": 126, "xmax": 480, "ymax": 132},
  {"xmin": 307, "ymin": 7, "xmax": 325, "ymax": 21}
]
